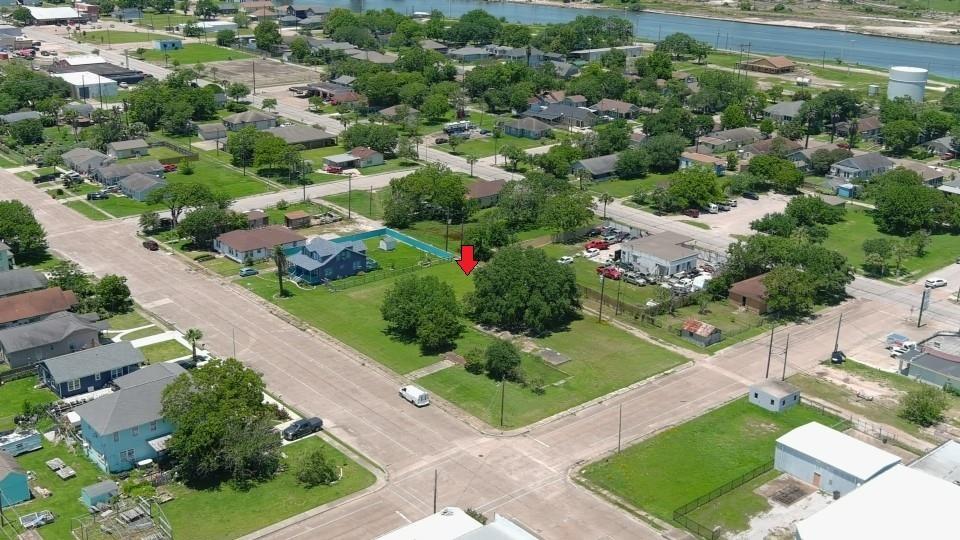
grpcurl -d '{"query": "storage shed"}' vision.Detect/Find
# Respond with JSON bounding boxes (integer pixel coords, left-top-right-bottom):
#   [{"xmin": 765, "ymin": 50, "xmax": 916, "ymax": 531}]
[
  {"xmin": 775, "ymin": 422, "xmax": 900, "ymax": 496},
  {"xmin": 0, "ymin": 430, "xmax": 41, "ymax": 457},
  {"xmin": 729, "ymin": 274, "xmax": 768, "ymax": 314},
  {"xmin": 80, "ymin": 480, "xmax": 118, "ymax": 507},
  {"xmin": 379, "ymin": 236, "xmax": 397, "ymax": 251},
  {"xmin": 749, "ymin": 379, "xmax": 800, "ymax": 412},
  {"xmin": 680, "ymin": 319, "xmax": 721, "ymax": 347}
]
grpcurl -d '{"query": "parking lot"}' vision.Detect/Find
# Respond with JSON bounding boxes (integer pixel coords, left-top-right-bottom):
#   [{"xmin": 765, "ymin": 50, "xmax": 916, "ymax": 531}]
[
  {"xmin": 674, "ymin": 192, "xmax": 791, "ymax": 237},
  {"xmin": 212, "ymin": 59, "xmax": 318, "ymax": 87}
]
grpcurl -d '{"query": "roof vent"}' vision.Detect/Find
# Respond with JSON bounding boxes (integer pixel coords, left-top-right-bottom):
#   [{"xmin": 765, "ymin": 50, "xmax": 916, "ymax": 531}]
[{"xmin": 440, "ymin": 508, "xmax": 455, "ymax": 516}]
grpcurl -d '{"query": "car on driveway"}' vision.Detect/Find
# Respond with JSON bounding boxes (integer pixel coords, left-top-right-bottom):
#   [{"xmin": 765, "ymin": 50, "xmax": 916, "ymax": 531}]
[
  {"xmin": 282, "ymin": 417, "xmax": 324, "ymax": 441},
  {"xmin": 624, "ymin": 272, "xmax": 646, "ymax": 286},
  {"xmin": 239, "ymin": 267, "xmax": 259, "ymax": 277},
  {"xmin": 682, "ymin": 208, "xmax": 699, "ymax": 218},
  {"xmin": 87, "ymin": 191, "xmax": 109, "ymax": 200},
  {"xmin": 742, "ymin": 191, "xmax": 760, "ymax": 200},
  {"xmin": 584, "ymin": 248, "xmax": 600, "ymax": 258},
  {"xmin": 557, "ymin": 256, "xmax": 574, "ymax": 265},
  {"xmin": 925, "ymin": 278, "xmax": 947, "ymax": 288},
  {"xmin": 597, "ymin": 266, "xmax": 623, "ymax": 280}
]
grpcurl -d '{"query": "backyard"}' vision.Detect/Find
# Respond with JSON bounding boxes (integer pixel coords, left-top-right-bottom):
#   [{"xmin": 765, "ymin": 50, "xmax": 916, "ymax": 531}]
[
  {"xmin": 139, "ymin": 44, "xmax": 253, "ymax": 65},
  {"xmin": 138, "ymin": 340, "xmax": 191, "ymax": 363},
  {"xmin": 587, "ymin": 173, "xmax": 672, "ymax": 199},
  {"xmin": 434, "ymin": 133, "xmax": 545, "ymax": 158},
  {"xmin": 0, "ymin": 377, "xmax": 57, "ymax": 431},
  {"xmin": 581, "ymin": 398, "xmax": 841, "ymax": 533}
]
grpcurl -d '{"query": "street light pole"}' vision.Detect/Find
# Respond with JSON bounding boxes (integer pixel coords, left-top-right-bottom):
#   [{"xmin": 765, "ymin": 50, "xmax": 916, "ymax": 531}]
[{"xmin": 598, "ymin": 275, "xmax": 606, "ymax": 322}]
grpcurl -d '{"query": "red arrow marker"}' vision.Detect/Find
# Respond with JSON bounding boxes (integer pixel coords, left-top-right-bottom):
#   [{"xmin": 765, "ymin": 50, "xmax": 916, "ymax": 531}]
[{"xmin": 456, "ymin": 245, "xmax": 478, "ymax": 275}]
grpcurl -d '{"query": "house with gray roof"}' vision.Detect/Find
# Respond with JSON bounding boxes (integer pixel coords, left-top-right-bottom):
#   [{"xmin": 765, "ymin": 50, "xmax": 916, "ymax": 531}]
[
  {"xmin": 923, "ymin": 135, "xmax": 956, "ymax": 158},
  {"xmin": 63, "ymin": 102, "xmax": 95, "ymax": 118},
  {"xmin": 828, "ymin": 153, "xmax": 894, "ymax": 181},
  {"xmin": 75, "ymin": 362, "xmax": 185, "ymax": 473},
  {"xmin": 523, "ymin": 103, "xmax": 597, "ymax": 128},
  {"xmin": 119, "ymin": 173, "xmax": 166, "ymax": 202},
  {"xmin": 0, "ymin": 312, "xmax": 105, "ymax": 369},
  {"xmin": 572, "ymin": 154, "xmax": 619, "ymax": 180},
  {"xmin": 449, "ymin": 46, "xmax": 491, "ymax": 63},
  {"xmin": 222, "ymin": 110, "xmax": 277, "ymax": 131},
  {"xmin": 621, "ymin": 232, "xmax": 698, "ymax": 276},
  {"xmin": 419, "ymin": 39, "xmax": 448, "ymax": 54},
  {"xmin": 38, "ymin": 341, "xmax": 143, "ymax": 398},
  {"xmin": 0, "ymin": 242, "xmax": 11, "ymax": 273},
  {"xmin": 288, "ymin": 237, "xmax": 369, "ymax": 285},
  {"xmin": 503, "ymin": 117, "xmax": 553, "ymax": 140},
  {"xmin": 264, "ymin": 125, "xmax": 336, "ymax": 149},
  {"xmin": 550, "ymin": 61, "xmax": 580, "ymax": 79},
  {"xmin": 196, "ymin": 123, "xmax": 227, "ymax": 141},
  {"xmin": 63, "ymin": 147, "xmax": 110, "ymax": 175},
  {"xmin": 106, "ymin": 139, "xmax": 149, "ymax": 159},
  {"xmin": 590, "ymin": 98, "xmax": 640, "ymax": 120},
  {"xmin": 94, "ymin": 160, "xmax": 164, "ymax": 186},
  {"xmin": 0, "ymin": 111, "xmax": 41, "ymax": 124},
  {"xmin": 763, "ymin": 101, "xmax": 805, "ymax": 123},
  {"xmin": 0, "ymin": 268, "xmax": 47, "ymax": 298}
]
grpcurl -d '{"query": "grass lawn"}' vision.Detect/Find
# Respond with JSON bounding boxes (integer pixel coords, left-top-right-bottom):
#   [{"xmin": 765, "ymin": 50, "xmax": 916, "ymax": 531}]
[
  {"xmin": 686, "ymin": 470, "xmax": 779, "ymax": 534},
  {"xmin": 0, "ymin": 377, "xmax": 57, "ymax": 430},
  {"xmin": 77, "ymin": 30, "xmax": 174, "ymax": 45},
  {"xmin": 135, "ymin": 12, "xmax": 199, "ymax": 29},
  {"xmin": 139, "ymin": 340, "xmax": 191, "ymax": 363},
  {"xmin": 323, "ymin": 189, "xmax": 388, "ymax": 220},
  {"xmin": 90, "ymin": 194, "xmax": 163, "ymax": 218},
  {"xmin": 200, "ymin": 256, "xmax": 275, "ymax": 277},
  {"xmin": 262, "ymin": 200, "xmax": 330, "ymax": 226},
  {"xmin": 104, "ymin": 310, "xmax": 153, "ymax": 330},
  {"xmin": 64, "ymin": 200, "xmax": 111, "ymax": 221},
  {"xmin": 300, "ymin": 145, "xmax": 349, "ymax": 163},
  {"xmin": 120, "ymin": 326, "xmax": 165, "ymax": 341},
  {"xmin": 824, "ymin": 208, "xmax": 960, "ymax": 280},
  {"xmin": 359, "ymin": 158, "xmax": 420, "ymax": 176},
  {"xmin": 140, "ymin": 44, "xmax": 253, "ymax": 64},
  {"xmin": 680, "ymin": 219, "xmax": 711, "ymax": 230},
  {"xmin": 581, "ymin": 398, "xmax": 841, "ymax": 524},
  {"xmin": 436, "ymin": 134, "xmax": 542, "ymax": 158},
  {"xmin": 162, "ymin": 436, "xmax": 375, "ymax": 540},
  {"xmin": 588, "ymin": 174, "xmax": 672, "ymax": 199}
]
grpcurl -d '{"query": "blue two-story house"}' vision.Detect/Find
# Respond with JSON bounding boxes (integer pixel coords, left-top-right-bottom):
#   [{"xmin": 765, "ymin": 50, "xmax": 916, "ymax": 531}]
[
  {"xmin": 287, "ymin": 237, "xmax": 370, "ymax": 285},
  {"xmin": 74, "ymin": 363, "xmax": 185, "ymax": 473},
  {"xmin": 38, "ymin": 342, "xmax": 144, "ymax": 398}
]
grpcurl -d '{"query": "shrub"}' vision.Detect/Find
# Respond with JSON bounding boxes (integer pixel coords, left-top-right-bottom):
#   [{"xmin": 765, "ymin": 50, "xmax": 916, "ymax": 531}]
[
  {"xmin": 276, "ymin": 199, "xmax": 289, "ymax": 210},
  {"xmin": 485, "ymin": 340, "xmax": 521, "ymax": 382},
  {"xmin": 464, "ymin": 357, "xmax": 485, "ymax": 375},
  {"xmin": 900, "ymin": 386, "xmax": 948, "ymax": 427},
  {"xmin": 295, "ymin": 448, "xmax": 339, "ymax": 487},
  {"xmin": 179, "ymin": 158, "xmax": 194, "ymax": 175}
]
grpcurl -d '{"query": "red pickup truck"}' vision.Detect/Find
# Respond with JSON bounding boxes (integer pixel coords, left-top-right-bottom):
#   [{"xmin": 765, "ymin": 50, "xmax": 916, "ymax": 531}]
[
  {"xmin": 585, "ymin": 239, "xmax": 610, "ymax": 250},
  {"xmin": 596, "ymin": 266, "xmax": 623, "ymax": 280}
]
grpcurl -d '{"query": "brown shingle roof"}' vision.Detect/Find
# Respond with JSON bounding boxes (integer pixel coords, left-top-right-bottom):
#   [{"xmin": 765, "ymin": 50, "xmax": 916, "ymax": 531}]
[
  {"xmin": 591, "ymin": 98, "xmax": 638, "ymax": 115},
  {"xmin": 284, "ymin": 210, "xmax": 310, "ymax": 220},
  {"xmin": 744, "ymin": 56, "xmax": 795, "ymax": 69},
  {"xmin": 216, "ymin": 226, "xmax": 305, "ymax": 253},
  {"xmin": 0, "ymin": 287, "xmax": 78, "ymax": 325},
  {"xmin": 730, "ymin": 273, "xmax": 769, "ymax": 300},
  {"xmin": 467, "ymin": 179, "xmax": 506, "ymax": 200}
]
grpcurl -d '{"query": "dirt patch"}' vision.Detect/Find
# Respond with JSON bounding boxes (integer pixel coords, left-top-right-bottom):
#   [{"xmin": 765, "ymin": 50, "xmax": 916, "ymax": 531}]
[
  {"xmin": 743, "ymin": 419, "xmax": 780, "ymax": 435},
  {"xmin": 755, "ymin": 475, "xmax": 815, "ymax": 502},
  {"xmin": 212, "ymin": 59, "xmax": 317, "ymax": 87}
]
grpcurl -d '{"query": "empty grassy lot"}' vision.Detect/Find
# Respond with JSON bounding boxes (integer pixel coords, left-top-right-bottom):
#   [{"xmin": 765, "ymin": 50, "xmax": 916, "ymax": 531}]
[
  {"xmin": 588, "ymin": 174, "xmax": 672, "ymax": 199},
  {"xmin": 105, "ymin": 310, "xmax": 154, "ymax": 330},
  {"xmin": 435, "ymin": 133, "xmax": 544, "ymax": 158},
  {"xmin": 581, "ymin": 398, "xmax": 840, "ymax": 526},
  {"xmin": 140, "ymin": 44, "xmax": 253, "ymax": 64},
  {"xmin": 77, "ymin": 30, "xmax": 174, "ymax": 45}
]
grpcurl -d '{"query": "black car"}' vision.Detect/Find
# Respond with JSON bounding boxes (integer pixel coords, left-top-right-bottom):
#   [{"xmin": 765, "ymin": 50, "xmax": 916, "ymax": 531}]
[
  {"xmin": 282, "ymin": 417, "xmax": 324, "ymax": 441},
  {"xmin": 742, "ymin": 191, "xmax": 759, "ymax": 200},
  {"xmin": 87, "ymin": 192, "xmax": 109, "ymax": 200}
]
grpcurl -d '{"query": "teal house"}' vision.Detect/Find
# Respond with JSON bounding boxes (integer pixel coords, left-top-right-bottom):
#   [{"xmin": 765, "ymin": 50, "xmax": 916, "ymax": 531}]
[
  {"xmin": 74, "ymin": 363, "xmax": 184, "ymax": 473},
  {"xmin": 0, "ymin": 453, "xmax": 30, "ymax": 508},
  {"xmin": 80, "ymin": 480, "xmax": 119, "ymax": 507}
]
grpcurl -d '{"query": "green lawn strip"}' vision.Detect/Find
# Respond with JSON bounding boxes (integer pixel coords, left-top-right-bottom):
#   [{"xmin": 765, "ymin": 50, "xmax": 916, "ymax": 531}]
[
  {"xmin": 139, "ymin": 340, "xmax": 191, "ymax": 363},
  {"xmin": 588, "ymin": 174, "xmax": 672, "ymax": 199},
  {"xmin": 0, "ymin": 377, "xmax": 57, "ymax": 430},
  {"xmin": 140, "ymin": 43, "xmax": 253, "ymax": 64},
  {"xmin": 65, "ymin": 200, "xmax": 112, "ymax": 221},
  {"xmin": 323, "ymin": 190, "xmax": 387, "ymax": 220},
  {"xmin": 680, "ymin": 219, "xmax": 711, "ymax": 230},
  {"xmin": 135, "ymin": 12, "xmax": 199, "ymax": 28},
  {"xmin": 581, "ymin": 398, "xmax": 840, "ymax": 523},
  {"xmin": 78, "ymin": 30, "xmax": 175, "ymax": 44},
  {"xmin": 261, "ymin": 201, "xmax": 330, "ymax": 226},
  {"xmin": 824, "ymin": 208, "xmax": 960, "ymax": 279},
  {"xmin": 104, "ymin": 310, "xmax": 153, "ymax": 330},
  {"xmin": 201, "ymin": 256, "xmax": 274, "ymax": 277},
  {"xmin": 120, "ymin": 326, "xmax": 165, "ymax": 342},
  {"xmin": 90, "ymin": 195, "xmax": 162, "ymax": 217},
  {"xmin": 685, "ymin": 470, "xmax": 779, "ymax": 534},
  {"xmin": 358, "ymin": 158, "xmax": 420, "ymax": 176},
  {"xmin": 162, "ymin": 436, "xmax": 375, "ymax": 540},
  {"xmin": 67, "ymin": 183, "xmax": 101, "ymax": 197}
]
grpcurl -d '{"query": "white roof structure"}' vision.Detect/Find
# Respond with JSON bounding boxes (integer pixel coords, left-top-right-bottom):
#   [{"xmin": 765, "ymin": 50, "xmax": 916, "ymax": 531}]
[
  {"xmin": 26, "ymin": 6, "xmax": 80, "ymax": 21},
  {"xmin": 376, "ymin": 507, "xmax": 482, "ymax": 540},
  {"xmin": 54, "ymin": 72, "xmax": 118, "ymax": 87},
  {"xmin": 796, "ymin": 465, "xmax": 960, "ymax": 539},
  {"xmin": 195, "ymin": 20, "xmax": 237, "ymax": 30},
  {"xmin": 909, "ymin": 439, "xmax": 960, "ymax": 484},
  {"xmin": 62, "ymin": 54, "xmax": 106, "ymax": 66},
  {"xmin": 777, "ymin": 422, "xmax": 900, "ymax": 482}
]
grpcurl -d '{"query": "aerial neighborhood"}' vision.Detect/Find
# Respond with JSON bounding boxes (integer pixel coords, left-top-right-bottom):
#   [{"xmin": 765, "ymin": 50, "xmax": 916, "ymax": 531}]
[{"xmin": 0, "ymin": 0, "xmax": 960, "ymax": 539}]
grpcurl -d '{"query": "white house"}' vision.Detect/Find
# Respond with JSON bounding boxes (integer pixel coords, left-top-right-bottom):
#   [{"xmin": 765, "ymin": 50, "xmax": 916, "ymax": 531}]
[
  {"xmin": 53, "ymin": 72, "xmax": 118, "ymax": 99},
  {"xmin": 213, "ymin": 227, "xmax": 306, "ymax": 263},
  {"xmin": 619, "ymin": 232, "xmax": 698, "ymax": 277},
  {"xmin": 748, "ymin": 379, "xmax": 800, "ymax": 412}
]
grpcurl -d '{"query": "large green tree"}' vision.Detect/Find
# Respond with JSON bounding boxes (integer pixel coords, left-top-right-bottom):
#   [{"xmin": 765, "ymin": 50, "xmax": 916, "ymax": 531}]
[
  {"xmin": 763, "ymin": 266, "xmax": 815, "ymax": 318},
  {"xmin": 177, "ymin": 206, "xmax": 247, "ymax": 247},
  {"xmin": 0, "ymin": 200, "xmax": 47, "ymax": 262},
  {"xmin": 871, "ymin": 168, "xmax": 954, "ymax": 234},
  {"xmin": 253, "ymin": 19, "xmax": 281, "ymax": 51},
  {"xmin": 381, "ymin": 275, "xmax": 463, "ymax": 352},
  {"xmin": 665, "ymin": 167, "xmax": 721, "ymax": 210}
]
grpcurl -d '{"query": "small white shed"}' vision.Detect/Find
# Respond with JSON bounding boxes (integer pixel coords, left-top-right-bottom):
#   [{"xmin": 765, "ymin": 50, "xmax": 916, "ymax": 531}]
[
  {"xmin": 379, "ymin": 236, "xmax": 397, "ymax": 251},
  {"xmin": 749, "ymin": 379, "xmax": 800, "ymax": 413}
]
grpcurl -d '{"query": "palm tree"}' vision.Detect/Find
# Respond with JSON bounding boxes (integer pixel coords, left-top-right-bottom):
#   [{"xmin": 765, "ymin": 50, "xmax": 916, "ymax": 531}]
[
  {"xmin": 466, "ymin": 154, "xmax": 478, "ymax": 177},
  {"xmin": 273, "ymin": 245, "xmax": 288, "ymax": 297},
  {"xmin": 185, "ymin": 328, "xmax": 203, "ymax": 360},
  {"xmin": 599, "ymin": 192, "xmax": 614, "ymax": 219}
]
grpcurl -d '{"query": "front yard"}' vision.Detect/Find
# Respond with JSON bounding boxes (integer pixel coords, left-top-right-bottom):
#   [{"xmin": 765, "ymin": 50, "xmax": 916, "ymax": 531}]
[
  {"xmin": 435, "ymin": 133, "xmax": 545, "ymax": 158},
  {"xmin": 587, "ymin": 174, "xmax": 672, "ymax": 199},
  {"xmin": 139, "ymin": 340, "xmax": 191, "ymax": 363}
]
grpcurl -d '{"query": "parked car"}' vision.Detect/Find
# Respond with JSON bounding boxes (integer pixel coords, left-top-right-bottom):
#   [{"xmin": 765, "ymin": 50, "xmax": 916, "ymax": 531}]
[
  {"xmin": 557, "ymin": 256, "xmax": 574, "ymax": 265},
  {"xmin": 602, "ymin": 233, "xmax": 618, "ymax": 243},
  {"xmin": 282, "ymin": 417, "xmax": 324, "ymax": 441},
  {"xmin": 624, "ymin": 272, "xmax": 646, "ymax": 286},
  {"xmin": 175, "ymin": 357, "xmax": 198, "ymax": 370},
  {"xmin": 86, "ymin": 192, "xmax": 108, "ymax": 200},
  {"xmin": 584, "ymin": 248, "xmax": 600, "ymax": 258},
  {"xmin": 707, "ymin": 203, "xmax": 719, "ymax": 214},
  {"xmin": 324, "ymin": 165, "xmax": 343, "ymax": 173},
  {"xmin": 399, "ymin": 385, "xmax": 430, "ymax": 407},
  {"xmin": 239, "ymin": 267, "xmax": 258, "ymax": 277},
  {"xmin": 434, "ymin": 137, "xmax": 448, "ymax": 144},
  {"xmin": 142, "ymin": 240, "xmax": 159, "ymax": 251},
  {"xmin": 718, "ymin": 203, "xmax": 730, "ymax": 211},
  {"xmin": 682, "ymin": 208, "xmax": 700, "ymax": 218},
  {"xmin": 163, "ymin": 163, "xmax": 178, "ymax": 173},
  {"xmin": 725, "ymin": 199, "xmax": 738, "ymax": 207},
  {"xmin": 597, "ymin": 266, "xmax": 623, "ymax": 280},
  {"xmin": 585, "ymin": 239, "xmax": 610, "ymax": 250},
  {"xmin": 742, "ymin": 191, "xmax": 759, "ymax": 200},
  {"xmin": 925, "ymin": 278, "xmax": 947, "ymax": 288}
]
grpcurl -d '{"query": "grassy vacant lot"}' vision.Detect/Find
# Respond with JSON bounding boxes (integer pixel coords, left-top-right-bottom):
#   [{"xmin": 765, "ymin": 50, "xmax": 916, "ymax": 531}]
[
  {"xmin": 824, "ymin": 208, "xmax": 960, "ymax": 280},
  {"xmin": 78, "ymin": 30, "xmax": 173, "ymax": 45},
  {"xmin": 139, "ymin": 340, "xmax": 190, "ymax": 363},
  {"xmin": 436, "ymin": 133, "xmax": 544, "ymax": 158},
  {"xmin": 134, "ymin": 12, "xmax": 199, "ymax": 28},
  {"xmin": 581, "ymin": 398, "xmax": 840, "ymax": 526},
  {"xmin": 588, "ymin": 174, "xmax": 672, "ymax": 199},
  {"xmin": 421, "ymin": 318, "xmax": 687, "ymax": 427},
  {"xmin": 359, "ymin": 158, "xmax": 420, "ymax": 176},
  {"xmin": 686, "ymin": 470, "xmax": 780, "ymax": 533},
  {"xmin": 0, "ymin": 377, "xmax": 57, "ymax": 430},
  {"xmin": 323, "ymin": 189, "xmax": 388, "ymax": 220},
  {"xmin": 141, "ymin": 44, "xmax": 253, "ymax": 64},
  {"xmin": 163, "ymin": 436, "xmax": 375, "ymax": 540}
]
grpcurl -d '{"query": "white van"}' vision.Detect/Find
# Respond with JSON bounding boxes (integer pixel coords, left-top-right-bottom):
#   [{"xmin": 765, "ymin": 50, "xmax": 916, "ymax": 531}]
[
  {"xmin": 707, "ymin": 203, "xmax": 719, "ymax": 214},
  {"xmin": 399, "ymin": 385, "xmax": 430, "ymax": 407}
]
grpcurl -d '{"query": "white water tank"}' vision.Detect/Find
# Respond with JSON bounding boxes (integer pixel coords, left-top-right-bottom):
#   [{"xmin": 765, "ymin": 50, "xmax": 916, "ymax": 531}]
[{"xmin": 887, "ymin": 66, "xmax": 927, "ymax": 102}]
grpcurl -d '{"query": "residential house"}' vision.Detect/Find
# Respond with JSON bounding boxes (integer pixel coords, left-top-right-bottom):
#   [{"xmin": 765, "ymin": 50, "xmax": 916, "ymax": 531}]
[
  {"xmin": 62, "ymin": 147, "xmax": 109, "ymax": 175},
  {"xmin": 523, "ymin": 104, "xmax": 597, "ymax": 128},
  {"xmin": 620, "ymin": 232, "xmax": 698, "ymax": 276},
  {"xmin": 80, "ymin": 480, "xmax": 119, "ymax": 508},
  {"xmin": 328, "ymin": 91, "xmax": 363, "ymax": 106},
  {"xmin": 331, "ymin": 75, "xmax": 356, "ymax": 87},
  {"xmin": 679, "ymin": 152, "xmax": 726, "ymax": 176},
  {"xmin": 322, "ymin": 147, "xmax": 385, "ymax": 170},
  {"xmin": 0, "ymin": 269, "xmax": 47, "ymax": 298},
  {"xmin": 37, "ymin": 341, "xmax": 143, "ymax": 398},
  {"xmin": 197, "ymin": 123, "xmax": 227, "ymax": 141},
  {"xmin": 550, "ymin": 61, "xmax": 580, "ymax": 79},
  {"xmin": 94, "ymin": 161, "xmax": 164, "ymax": 186},
  {"xmin": 739, "ymin": 137, "xmax": 802, "ymax": 162},
  {"xmin": 287, "ymin": 237, "xmax": 369, "ymax": 285},
  {"xmin": 835, "ymin": 116, "xmax": 883, "ymax": 141},
  {"xmin": 500, "ymin": 47, "xmax": 544, "ymax": 67},
  {"xmin": 828, "ymin": 153, "xmax": 894, "ymax": 181},
  {"xmin": 0, "ymin": 111, "xmax": 41, "ymax": 124},
  {"xmin": 213, "ymin": 226, "xmax": 307, "ymax": 263},
  {"xmin": 222, "ymin": 110, "xmax": 277, "ymax": 131},
  {"xmin": 284, "ymin": 211, "xmax": 311, "ymax": 229},
  {"xmin": 0, "ymin": 312, "xmax": 104, "ymax": 369},
  {"xmin": 263, "ymin": 125, "xmax": 336, "ymax": 149},
  {"xmin": 569, "ymin": 45, "xmax": 642, "ymax": 62},
  {"xmin": 378, "ymin": 105, "xmax": 418, "ymax": 123},
  {"xmin": 900, "ymin": 161, "xmax": 952, "ymax": 187},
  {"xmin": 0, "ymin": 453, "xmax": 29, "ymax": 508},
  {"xmin": 348, "ymin": 50, "xmax": 398, "ymax": 66},
  {"xmin": 729, "ymin": 273, "xmax": 768, "ymax": 314},
  {"xmin": 419, "ymin": 39, "xmax": 448, "ymax": 54},
  {"xmin": 502, "ymin": 117, "xmax": 552, "ymax": 139},
  {"xmin": 467, "ymin": 180, "xmax": 507, "ymax": 209},
  {"xmin": 629, "ymin": 132, "xmax": 648, "ymax": 148},
  {"xmin": 283, "ymin": 4, "xmax": 316, "ymax": 18},
  {"xmin": 938, "ymin": 179, "xmax": 960, "ymax": 197},
  {"xmin": 0, "ymin": 243, "xmax": 11, "ymax": 273},
  {"xmin": 245, "ymin": 210, "xmax": 269, "ymax": 229},
  {"xmin": 448, "ymin": 47, "xmax": 491, "ymax": 63},
  {"xmin": 788, "ymin": 143, "xmax": 839, "ymax": 172},
  {"xmin": 738, "ymin": 56, "xmax": 796, "ymax": 74},
  {"xmin": 564, "ymin": 95, "xmax": 588, "ymax": 108},
  {"xmin": 536, "ymin": 90, "xmax": 567, "ymax": 105},
  {"xmin": 763, "ymin": 101, "xmax": 805, "ymax": 123},
  {"xmin": 699, "ymin": 127, "xmax": 761, "ymax": 154},
  {"xmin": 0, "ymin": 287, "xmax": 78, "ymax": 329},
  {"xmin": 217, "ymin": 2, "xmax": 239, "ymax": 13},
  {"xmin": 278, "ymin": 14, "xmax": 299, "ymax": 27},
  {"xmin": 572, "ymin": 154, "xmax": 619, "ymax": 181},
  {"xmin": 590, "ymin": 99, "xmax": 640, "ymax": 120},
  {"xmin": 75, "ymin": 363, "xmax": 186, "ymax": 473},
  {"xmin": 62, "ymin": 102, "xmax": 95, "ymax": 121},
  {"xmin": 119, "ymin": 173, "xmax": 166, "ymax": 202},
  {"xmin": 106, "ymin": 139, "xmax": 149, "ymax": 159},
  {"xmin": 923, "ymin": 135, "xmax": 956, "ymax": 159},
  {"xmin": 297, "ymin": 15, "xmax": 325, "ymax": 29}
]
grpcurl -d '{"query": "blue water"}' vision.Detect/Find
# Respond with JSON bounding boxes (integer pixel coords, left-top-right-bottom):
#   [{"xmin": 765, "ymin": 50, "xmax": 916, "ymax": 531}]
[{"xmin": 311, "ymin": 0, "xmax": 960, "ymax": 78}]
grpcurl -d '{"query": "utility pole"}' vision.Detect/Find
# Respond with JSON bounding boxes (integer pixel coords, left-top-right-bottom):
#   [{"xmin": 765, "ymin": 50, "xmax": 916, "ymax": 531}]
[
  {"xmin": 616, "ymin": 278, "xmax": 622, "ymax": 316},
  {"xmin": 499, "ymin": 377, "xmax": 505, "ymax": 428},
  {"xmin": 252, "ymin": 60, "xmax": 256, "ymax": 94},
  {"xmin": 347, "ymin": 173, "xmax": 352, "ymax": 219},
  {"xmin": 433, "ymin": 470, "xmax": 438, "ymax": 513},
  {"xmin": 765, "ymin": 325, "xmax": 775, "ymax": 378},
  {"xmin": 369, "ymin": 186, "xmax": 373, "ymax": 217},
  {"xmin": 598, "ymin": 276, "xmax": 606, "ymax": 322},
  {"xmin": 617, "ymin": 403, "xmax": 623, "ymax": 454},
  {"xmin": 918, "ymin": 288, "xmax": 930, "ymax": 328},
  {"xmin": 232, "ymin": 326, "xmax": 236, "ymax": 358},
  {"xmin": 781, "ymin": 334, "xmax": 790, "ymax": 381},
  {"xmin": 833, "ymin": 313, "xmax": 843, "ymax": 353}
]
